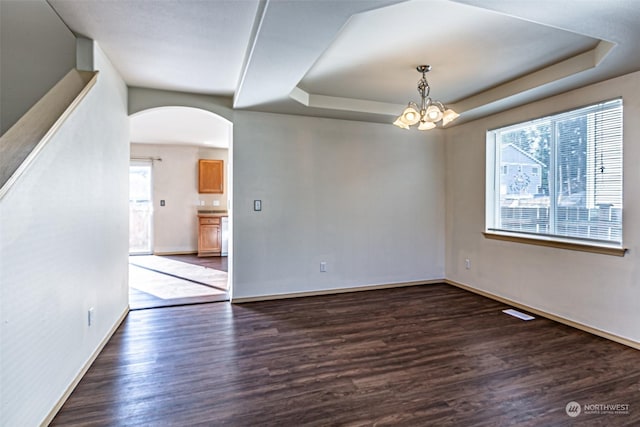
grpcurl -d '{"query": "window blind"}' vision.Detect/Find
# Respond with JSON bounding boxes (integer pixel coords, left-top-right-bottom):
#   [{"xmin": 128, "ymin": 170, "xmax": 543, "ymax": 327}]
[{"xmin": 489, "ymin": 99, "xmax": 623, "ymax": 244}]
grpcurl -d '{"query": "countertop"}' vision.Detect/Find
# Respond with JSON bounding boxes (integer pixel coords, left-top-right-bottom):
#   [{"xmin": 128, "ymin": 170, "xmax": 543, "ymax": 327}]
[{"xmin": 197, "ymin": 210, "xmax": 228, "ymax": 217}]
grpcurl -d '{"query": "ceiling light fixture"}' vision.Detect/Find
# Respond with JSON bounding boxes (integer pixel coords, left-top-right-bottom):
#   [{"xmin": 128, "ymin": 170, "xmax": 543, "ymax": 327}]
[{"xmin": 393, "ymin": 65, "xmax": 459, "ymax": 130}]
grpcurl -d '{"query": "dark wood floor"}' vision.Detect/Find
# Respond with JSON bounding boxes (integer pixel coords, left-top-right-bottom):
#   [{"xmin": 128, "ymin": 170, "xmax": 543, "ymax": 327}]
[
  {"xmin": 52, "ymin": 284, "xmax": 640, "ymax": 426},
  {"xmin": 161, "ymin": 253, "xmax": 228, "ymax": 272}
]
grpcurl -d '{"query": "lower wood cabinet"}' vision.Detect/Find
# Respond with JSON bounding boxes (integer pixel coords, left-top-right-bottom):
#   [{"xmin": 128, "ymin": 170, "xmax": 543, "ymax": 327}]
[{"xmin": 198, "ymin": 216, "xmax": 221, "ymax": 256}]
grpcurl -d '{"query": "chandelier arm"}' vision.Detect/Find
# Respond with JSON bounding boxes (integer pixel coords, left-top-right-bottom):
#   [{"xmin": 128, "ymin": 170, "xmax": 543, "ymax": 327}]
[
  {"xmin": 433, "ymin": 100, "xmax": 446, "ymax": 111},
  {"xmin": 394, "ymin": 64, "xmax": 459, "ymax": 130}
]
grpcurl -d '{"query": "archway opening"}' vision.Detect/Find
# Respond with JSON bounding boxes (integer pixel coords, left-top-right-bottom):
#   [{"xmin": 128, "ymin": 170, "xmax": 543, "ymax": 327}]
[{"xmin": 128, "ymin": 106, "xmax": 233, "ymax": 310}]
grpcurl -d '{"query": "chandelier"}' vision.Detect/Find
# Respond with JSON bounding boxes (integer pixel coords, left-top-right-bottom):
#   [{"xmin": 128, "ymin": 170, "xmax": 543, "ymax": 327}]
[{"xmin": 393, "ymin": 65, "xmax": 459, "ymax": 130}]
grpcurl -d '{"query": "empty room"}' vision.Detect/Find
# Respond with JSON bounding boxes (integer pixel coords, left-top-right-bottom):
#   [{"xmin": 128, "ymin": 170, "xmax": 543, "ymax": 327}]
[{"xmin": 1, "ymin": 0, "xmax": 639, "ymax": 425}]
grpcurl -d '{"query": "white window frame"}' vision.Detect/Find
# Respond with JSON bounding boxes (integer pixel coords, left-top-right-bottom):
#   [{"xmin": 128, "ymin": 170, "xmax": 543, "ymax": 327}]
[{"xmin": 485, "ymin": 99, "xmax": 625, "ymax": 256}]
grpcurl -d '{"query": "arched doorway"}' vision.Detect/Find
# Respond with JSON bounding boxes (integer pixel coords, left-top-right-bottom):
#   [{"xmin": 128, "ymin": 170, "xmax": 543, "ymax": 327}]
[{"xmin": 128, "ymin": 106, "xmax": 233, "ymax": 309}]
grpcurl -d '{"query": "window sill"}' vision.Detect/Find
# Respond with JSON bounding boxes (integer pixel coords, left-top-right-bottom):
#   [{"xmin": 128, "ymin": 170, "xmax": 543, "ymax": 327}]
[{"xmin": 483, "ymin": 231, "xmax": 627, "ymax": 257}]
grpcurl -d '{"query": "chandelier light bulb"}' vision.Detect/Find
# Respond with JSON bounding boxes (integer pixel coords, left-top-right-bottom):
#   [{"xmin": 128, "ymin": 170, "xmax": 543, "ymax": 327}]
[
  {"xmin": 425, "ymin": 105, "xmax": 443, "ymax": 122},
  {"xmin": 400, "ymin": 105, "xmax": 420, "ymax": 125}
]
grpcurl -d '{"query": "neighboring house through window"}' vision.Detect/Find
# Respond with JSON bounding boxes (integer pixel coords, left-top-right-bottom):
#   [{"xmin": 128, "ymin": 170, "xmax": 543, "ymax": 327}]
[{"xmin": 486, "ymin": 98, "xmax": 623, "ymax": 245}]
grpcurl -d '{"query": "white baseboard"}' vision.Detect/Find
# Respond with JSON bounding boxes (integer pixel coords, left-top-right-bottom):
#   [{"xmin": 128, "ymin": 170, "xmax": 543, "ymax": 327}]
[
  {"xmin": 41, "ymin": 306, "xmax": 130, "ymax": 426},
  {"xmin": 234, "ymin": 278, "xmax": 640, "ymax": 350},
  {"xmin": 231, "ymin": 279, "xmax": 444, "ymax": 303},
  {"xmin": 445, "ymin": 279, "xmax": 640, "ymax": 351}
]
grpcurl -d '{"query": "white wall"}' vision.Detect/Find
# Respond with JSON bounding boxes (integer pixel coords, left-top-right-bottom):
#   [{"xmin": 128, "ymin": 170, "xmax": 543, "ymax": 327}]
[
  {"xmin": 0, "ymin": 42, "xmax": 129, "ymax": 425},
  {"xmin": 232, "ymin": 111, "xmax": 445, "ymax": 299},
  {"xmin": 130, "ymin": 143, "xmax": 229, "ymax": 253},
  {"xmin": 445, "ymin": 71, "xmax": 640, "ymax": 343},
  {"xmin": 0, "ymin": 0, "xmax": 76, "ymax": 135},
  {"xmin": 128, "ymin": 87, "xmax": 233, "ymax": 121}
]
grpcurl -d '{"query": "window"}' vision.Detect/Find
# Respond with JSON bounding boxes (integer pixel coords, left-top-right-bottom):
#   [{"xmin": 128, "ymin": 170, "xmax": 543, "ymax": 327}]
[{"xmin": 486, "ymin": 99, "xmax": 623, "ymax": 246}]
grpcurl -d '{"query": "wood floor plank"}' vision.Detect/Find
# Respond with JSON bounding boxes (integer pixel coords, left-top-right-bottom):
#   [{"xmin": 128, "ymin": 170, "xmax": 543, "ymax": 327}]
[
  {"xmin": 51, "ymin": 284, "xmax": 640, "ymax": 426},
  {"xmin": 160, "ymin": 254, "xmax": 228, "ymax": 272}
]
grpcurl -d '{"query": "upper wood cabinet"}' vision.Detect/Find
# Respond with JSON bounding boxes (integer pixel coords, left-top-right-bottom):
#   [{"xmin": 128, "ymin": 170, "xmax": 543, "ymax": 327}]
[{"xmin": 198, "ymin": 159, "xmax": 224, "ymax": 193}]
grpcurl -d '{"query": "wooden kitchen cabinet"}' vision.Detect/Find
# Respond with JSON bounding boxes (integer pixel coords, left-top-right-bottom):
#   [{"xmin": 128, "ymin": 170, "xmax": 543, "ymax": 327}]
[
  {"xmin": 198, "ymin": 216, "xmax": 221, "ymax": 256},
  {"xmin": 198, "ymin": 159, "xmax": 224, "ymax": 193}
]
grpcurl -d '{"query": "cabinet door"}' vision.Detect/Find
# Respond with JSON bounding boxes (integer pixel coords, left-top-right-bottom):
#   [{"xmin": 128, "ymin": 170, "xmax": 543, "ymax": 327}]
[
  {"xmin": 199, "ymin": 224, "xmax": 221, "ymax": 253},
  {"xmin": 199, "ymin": 159, "xmax": 224, "ymax": 193}
]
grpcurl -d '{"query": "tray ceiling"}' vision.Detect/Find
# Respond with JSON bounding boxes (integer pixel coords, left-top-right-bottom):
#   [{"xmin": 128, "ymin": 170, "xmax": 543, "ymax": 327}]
[{"xmin": 49, "ymin": 0, "xmax": 640, "ymax": 127}]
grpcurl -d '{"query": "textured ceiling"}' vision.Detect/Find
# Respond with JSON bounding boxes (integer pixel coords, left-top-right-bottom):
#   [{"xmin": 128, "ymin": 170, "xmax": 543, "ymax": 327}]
[
  {"xmin": 299, "ymin": 0, "xmax": 599, "ymax": 105},
  {"xmin": 49, "ymin": 0, "xmax": 261, "ymax": 95},
  {"xmin": 48, "ymin": 0, "xmax": 640, "ymax": 143}
]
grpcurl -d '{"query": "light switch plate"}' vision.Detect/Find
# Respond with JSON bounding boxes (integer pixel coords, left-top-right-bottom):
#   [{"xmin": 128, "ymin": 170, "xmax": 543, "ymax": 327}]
[{"xmin": 254, "ymin": 200, "xmax": 262, "ymax": 211}]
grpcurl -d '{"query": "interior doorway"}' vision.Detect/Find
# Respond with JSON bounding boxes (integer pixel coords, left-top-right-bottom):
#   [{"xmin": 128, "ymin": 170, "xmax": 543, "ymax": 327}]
[
  {"xmin": 128, "ymin": 106, "xmax": 233, "ymax": 308},
  {"xmin": 129, "ymin": 161, "xmax": 153, "ymax": 254}
]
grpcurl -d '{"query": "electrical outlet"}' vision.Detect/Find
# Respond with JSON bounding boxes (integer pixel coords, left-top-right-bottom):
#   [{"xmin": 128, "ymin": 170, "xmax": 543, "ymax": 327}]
[
  {"xmin": 213, "ymin": 200, "xmax": 220, "ymax": 206},
  {"xmin": 320, "ymin": 262, "xmax": 327, "ymax": 272},
  {"xmin": 88, "ymin": 307, "xmax": 94, "ymax": 327},
  {"xmin": 465, "ymin": 258, "xmax": 471, "ymax": 270}
]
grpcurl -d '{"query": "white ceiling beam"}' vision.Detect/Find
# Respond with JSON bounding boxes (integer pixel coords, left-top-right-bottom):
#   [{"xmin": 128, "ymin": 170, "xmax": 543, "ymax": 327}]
[
  {"xmin": 450, "ymin": 40, "xmax": 616, "ymax": 115},
  {"xmin": 290, "ymin": 87, "xmax": 404, "ymax": 116},
  {"xmin": 233, "ymin": 0, "xmax": 404, "ymax": 109}
]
